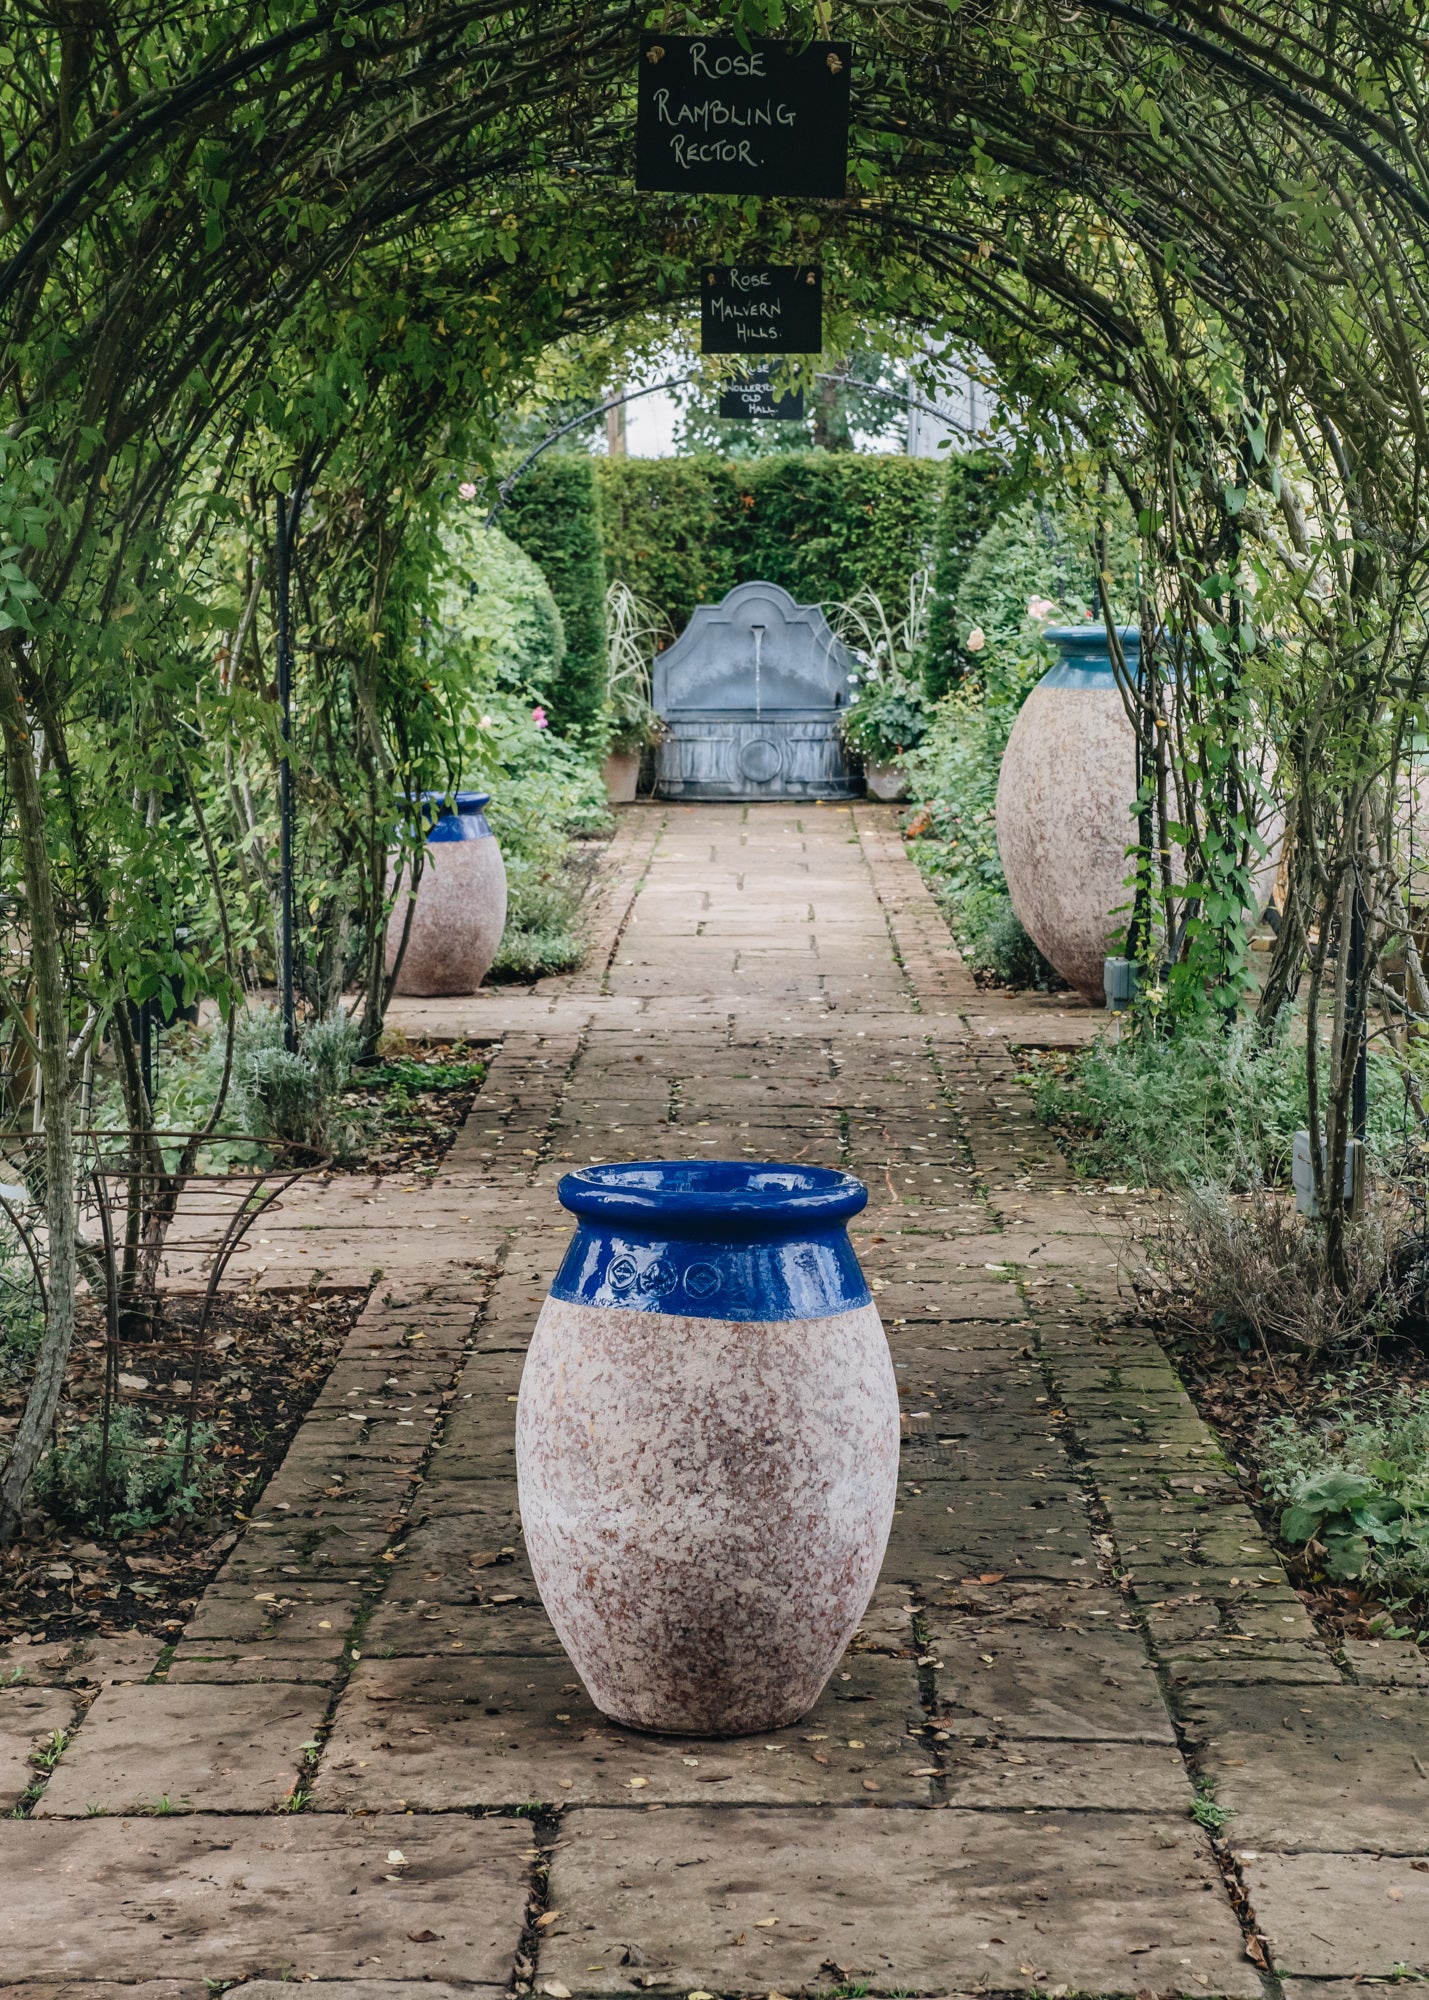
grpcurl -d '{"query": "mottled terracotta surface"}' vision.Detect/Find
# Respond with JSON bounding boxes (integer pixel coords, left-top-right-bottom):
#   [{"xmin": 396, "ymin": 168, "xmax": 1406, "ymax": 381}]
[
  {"xmin": 997, "ymin": 689, "xmax": 1282, "ymax": 1002},
  {"xmin": 603, "ymin": 751, "xmax": 641, "ymax": 804},
  {"xmin": 865, "ymin": 763, "xmax": 909, "ymax": 803},
  {"xmin": 997, "ymin": 684, "xmax": 1135, "ymax": 1001},
  {"xmin": 516, "ymin": 1297, "xmax": 899, "ymax": 1737},
  {"xmin": 385, "ymin": 839, "xmax": 507, "ymax": 997}
]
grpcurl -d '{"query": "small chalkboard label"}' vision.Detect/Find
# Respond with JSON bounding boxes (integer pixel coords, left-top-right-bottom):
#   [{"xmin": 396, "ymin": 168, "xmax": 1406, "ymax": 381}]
[
  {"xmin": 701, "ymin": 265, "xmax": 822, "ymax": 354},
  {"xmin": 636, "ymin": 35, "xmax": 851, "ymax": 197},
  {"xmin": 718, "ymin": 368, "xmax": 806, "ymax": 421}
]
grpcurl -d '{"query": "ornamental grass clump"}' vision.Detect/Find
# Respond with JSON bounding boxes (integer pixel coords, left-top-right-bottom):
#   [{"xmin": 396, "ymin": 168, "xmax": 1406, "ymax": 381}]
[{"xmin": 1142, "ymin": 1177, "xmax": 1421, "ymax": 1360}]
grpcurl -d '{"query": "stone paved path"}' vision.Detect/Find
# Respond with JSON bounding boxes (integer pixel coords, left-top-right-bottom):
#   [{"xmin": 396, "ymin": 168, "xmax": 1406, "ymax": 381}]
[{"xmin": 0, "ymin": 803, "xmax": 1425, "ymax": 1997}]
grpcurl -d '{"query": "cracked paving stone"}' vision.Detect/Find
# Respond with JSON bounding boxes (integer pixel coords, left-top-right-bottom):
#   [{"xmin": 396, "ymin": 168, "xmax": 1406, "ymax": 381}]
[
  {"xmin": 539, "ymin": 1805, "xmax": 1260, "ymax": 1995},
  {"xmin": 34, "ymin": 1682, "xmax": 331, "ymax": 1816},
  {"xmin": 317, "ymin": 1652, "xmax": 928, "ymax": 1809}
]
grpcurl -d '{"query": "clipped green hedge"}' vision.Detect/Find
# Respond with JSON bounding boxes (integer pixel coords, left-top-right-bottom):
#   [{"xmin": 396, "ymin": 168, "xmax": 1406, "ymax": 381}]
[
  {"xmin": 502, "ymin": 457, "xmax": 608, "ymax": 738},
  {"xmin": 920, "ymin": 451, "xmax": 1010, "ymax": 700},
  {"xmin": 596, "ymin": 452, "xmax": 946, "ymax": 630}
]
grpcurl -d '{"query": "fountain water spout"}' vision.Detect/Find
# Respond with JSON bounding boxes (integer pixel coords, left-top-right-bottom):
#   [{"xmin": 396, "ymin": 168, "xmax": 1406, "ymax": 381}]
[{"xmin": 750, "ymin": 623, "xmax": 765, "ymax": 720}]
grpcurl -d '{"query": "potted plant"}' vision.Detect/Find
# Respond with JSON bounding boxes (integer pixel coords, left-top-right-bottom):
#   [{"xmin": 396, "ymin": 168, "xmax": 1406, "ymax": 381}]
[
  {"xmin": 602, "ymin": 581, "xmax": 669, "ymax": 803},
  {"xmin": 831, "ymin": 578, "xmax": 933, "ymax": 800}
]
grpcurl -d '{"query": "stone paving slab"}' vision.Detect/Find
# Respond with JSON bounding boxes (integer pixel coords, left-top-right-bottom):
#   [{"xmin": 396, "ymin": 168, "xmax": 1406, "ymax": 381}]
[
  {"xmin": 1184, "ymin": 1687, "xmax": 1429, "ymax": 1849},
  {"xmin": 0, "ymin": 1815, "xmax": 530, "ymax": 1982},
  {"xmin": 0, "ymin": 1985, "xmax": 211, "ymax": 1999},
  {"xmin": 36, "ymin": 1683, "xmax": 330, "ymax": 1815},
  {"xmin": 0, "ymin": 1683, "xmax": 77, "ymax": 1807},
  {"xmin": 940, "ymin": 1735, "xmax": 1192, "ymax": 1808},
  {"xmin": 929, "ymin": 1627, "xmax": 1176, "ymax": 1740},
  {"xmin": 230, "ymin": 1986, "xmax": 487, "ymax": 1999},
  {"xmin": 885, "ymin": 1480, "xmax": 1098, "ymax": 1579},
  {"xmin": 1241, "ymin": 1849, "xmax": 1429, "ymax": 1976},
  {"xmin": 318, "ymin": 1653, "xmax": 928, "ymax": 1810},
  {"xmin": 540, "ymin": 1806, "xmax": 1260, "ymax": 1995}
]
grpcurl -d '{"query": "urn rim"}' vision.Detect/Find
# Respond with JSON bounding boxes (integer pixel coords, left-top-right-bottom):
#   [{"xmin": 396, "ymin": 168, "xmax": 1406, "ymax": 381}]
[{"xmin": 556, "ymin": 1158, "xmax": 868, "ymax": 1236}]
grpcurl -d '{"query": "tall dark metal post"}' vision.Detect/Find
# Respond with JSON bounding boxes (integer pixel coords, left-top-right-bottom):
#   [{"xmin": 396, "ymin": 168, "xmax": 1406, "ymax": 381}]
[
  {"xmin": 1350, "ymin": 864, "xmax": 1369, "ymax": 1142},
  {"xmin": 275, "ymin": 487, "xmax": 299, "ymax": 1055}
]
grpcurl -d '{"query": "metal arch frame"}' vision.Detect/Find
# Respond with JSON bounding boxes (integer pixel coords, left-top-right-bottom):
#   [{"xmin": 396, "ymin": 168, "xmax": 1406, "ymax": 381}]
[{"xmin": 484, "ymin": 369, "xmax": 1006, "ymax": 523}]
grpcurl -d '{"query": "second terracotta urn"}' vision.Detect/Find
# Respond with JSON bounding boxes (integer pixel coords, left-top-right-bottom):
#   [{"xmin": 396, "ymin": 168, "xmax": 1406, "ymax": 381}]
[
  {"xmin": 995, "ymin": 626, "xmax": 1142, "ymax": 1002},
  {"xmin": 516, "ymin": 1160, "xmax": 900, "ymax": 1736},
  {"xmin": 385, "ymin": 790, "xmax": 507, "ymax": 996}
]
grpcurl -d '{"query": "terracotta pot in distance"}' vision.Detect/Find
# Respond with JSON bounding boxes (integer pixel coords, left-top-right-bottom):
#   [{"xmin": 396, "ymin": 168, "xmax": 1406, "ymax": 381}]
[
  {"xmin": 603, "ymin": 749, "xmax": 640, "ymax": 805},
  {"xmin": 995, "ymin": 628, "xmax": 1139, "ymax": 1002},
  {"xmin": 385, "ymin": 791, "xmax": 507, "ymax": 997},
  {"xmin": 864, "ymin": 762, "xmax": 909, "ymax": 803},
  {"xmin": 516, "ymin": 1160, "xmax": 899, "ymax": 1736}
]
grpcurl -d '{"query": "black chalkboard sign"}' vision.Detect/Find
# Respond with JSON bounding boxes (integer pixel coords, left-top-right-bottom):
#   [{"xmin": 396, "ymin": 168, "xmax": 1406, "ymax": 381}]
[
  {"xmin": 636, "ymin": 35, "xmax": 851, "ymax": 197},
  {"xmin": 718, "ymin": 369, "xmax": 806, "ymax": 421},
  {"xmin": 702, "ymin": 265, "xmax": 822, "ymax": 354}
]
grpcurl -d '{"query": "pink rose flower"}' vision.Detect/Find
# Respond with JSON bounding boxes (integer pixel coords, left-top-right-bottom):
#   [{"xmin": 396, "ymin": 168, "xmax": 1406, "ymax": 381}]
[
  {"xmin": 532, "ymin": 705, "xmax": 548, "ymax": 728},
  {"xmin": 966, "ymin": 627, "xmax": 986, "ymax": 653},
  {"xmin": 458, "ymin": 481, "xmax": 477, "ymax": 500}
]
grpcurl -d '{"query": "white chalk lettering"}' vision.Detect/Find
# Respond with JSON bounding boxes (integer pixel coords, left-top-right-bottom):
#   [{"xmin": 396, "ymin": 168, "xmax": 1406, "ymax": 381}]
[
  {"xmin": 671, "ymin": 135, "xmax": 760, "ymax": 167},
  {"xmin": 656, "ymin": 91, "xmax": 775, "ymax": 132},
  {"xmin": 689, "ymin": 41, "xmax": 766, "ymax": 78}
]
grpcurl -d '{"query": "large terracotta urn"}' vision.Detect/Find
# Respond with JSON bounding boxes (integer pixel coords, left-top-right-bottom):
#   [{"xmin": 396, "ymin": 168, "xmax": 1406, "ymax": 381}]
[
  {"xmin": 997, "ymin": 628, "xmax": 1282, "ymax": 1001},
  {"xmin": 385, "ymin": 791, "xmax": 507, "ymax": 997},
  {"xmin": 995, "ymin": 627, "xmax": 1143, "ymax": 1002},
  {"xmin": 516, "ymin": 1161, "xmax": 900, "ymax": 1736}
]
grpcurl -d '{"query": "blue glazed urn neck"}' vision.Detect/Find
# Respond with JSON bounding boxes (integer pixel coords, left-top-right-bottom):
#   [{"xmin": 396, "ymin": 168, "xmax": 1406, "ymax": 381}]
[
  {"xmin": 1041, "ymin": 624, "xmax": 1139, "ymax": 690},
  {"xmin": 551, "ymin": 1159, "xmax": 871, "ymax": 1321},
  {"xmin": 400, "ymin": 789, "xmax": 494, "ymax": 842}
]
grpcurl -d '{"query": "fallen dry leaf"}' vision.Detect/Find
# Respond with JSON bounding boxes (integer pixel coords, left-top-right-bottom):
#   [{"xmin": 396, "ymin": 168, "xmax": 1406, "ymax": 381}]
[{"xmin": 407, "ymin": 1930, "xmax": 443, "ymax": 1943}]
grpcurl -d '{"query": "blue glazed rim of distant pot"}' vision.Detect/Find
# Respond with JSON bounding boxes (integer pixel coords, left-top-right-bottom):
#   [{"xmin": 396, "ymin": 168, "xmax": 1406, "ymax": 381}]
[
  {"xmin": 1041, "ymin": 625, "xmax": 1140, "ymax": 690},
  {"xmin": 396, "ymin": 790, "xmax": 494, "ymax": 842},
  {"xmin": 550, "ymin": 1160, "xmax": 872, "ymax": 1321}
]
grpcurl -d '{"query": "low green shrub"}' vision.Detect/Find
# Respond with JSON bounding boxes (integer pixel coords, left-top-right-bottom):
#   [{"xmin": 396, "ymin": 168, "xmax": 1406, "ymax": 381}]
[
  {"xmin": 1029, "ymin": 1019, "xmax": 1407, "ymax": 1189},
  {"xmin": 1259, "ymin": 1387, "xmax": 1429, "ymax": 1589},
  {"xmin": 490, "ymin": 864, "xmax": 585, "ymax": 981},
  {"xmin": 904, "ymin": 641, "xmax": 1060, "ymax": 986},
  {"xmin": 222, "ymin": 1006, "xmax": 360, "ymax": 1153},
  {"xmin": 0, "ymin": 1214, "xmax": 44, "ymax": 1378},
  {"xmin": 956, "ymin": 887, "xmax": 1056, "ymax": 989},
  {"xmin": 36, "ymin": 1409, "xmax": 220, "ymax": 1536}
]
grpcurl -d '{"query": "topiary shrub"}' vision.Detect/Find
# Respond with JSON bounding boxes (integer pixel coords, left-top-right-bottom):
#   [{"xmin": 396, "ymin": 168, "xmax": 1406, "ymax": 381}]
[{"xmin": 502, "ymin": 458, "xmax": 608, "ymax": 740}]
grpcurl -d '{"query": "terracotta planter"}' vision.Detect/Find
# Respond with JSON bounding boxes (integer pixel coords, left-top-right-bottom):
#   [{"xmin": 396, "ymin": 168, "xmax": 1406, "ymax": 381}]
[
  {"xmin": 603, "ymin": 749, "xmax": 641, "ymax": 805},
  {"xmin": 385, "ymin": 791, "xmax": 507, "ymax": 997},
  {"xmin": 864, "ymin": 761, "xmax": 908, "ymax": 803},
  {"xmin": 516, "ymin": 1161, "xmax": 899, "ymax": 1736},
  {"xmin": 995, "ymin": 628, "xmax": 1141, "ymax": 1002},
  {"xmin": 996, "ymin": 629, "xmax": 1281, "ymax": 1001}
]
